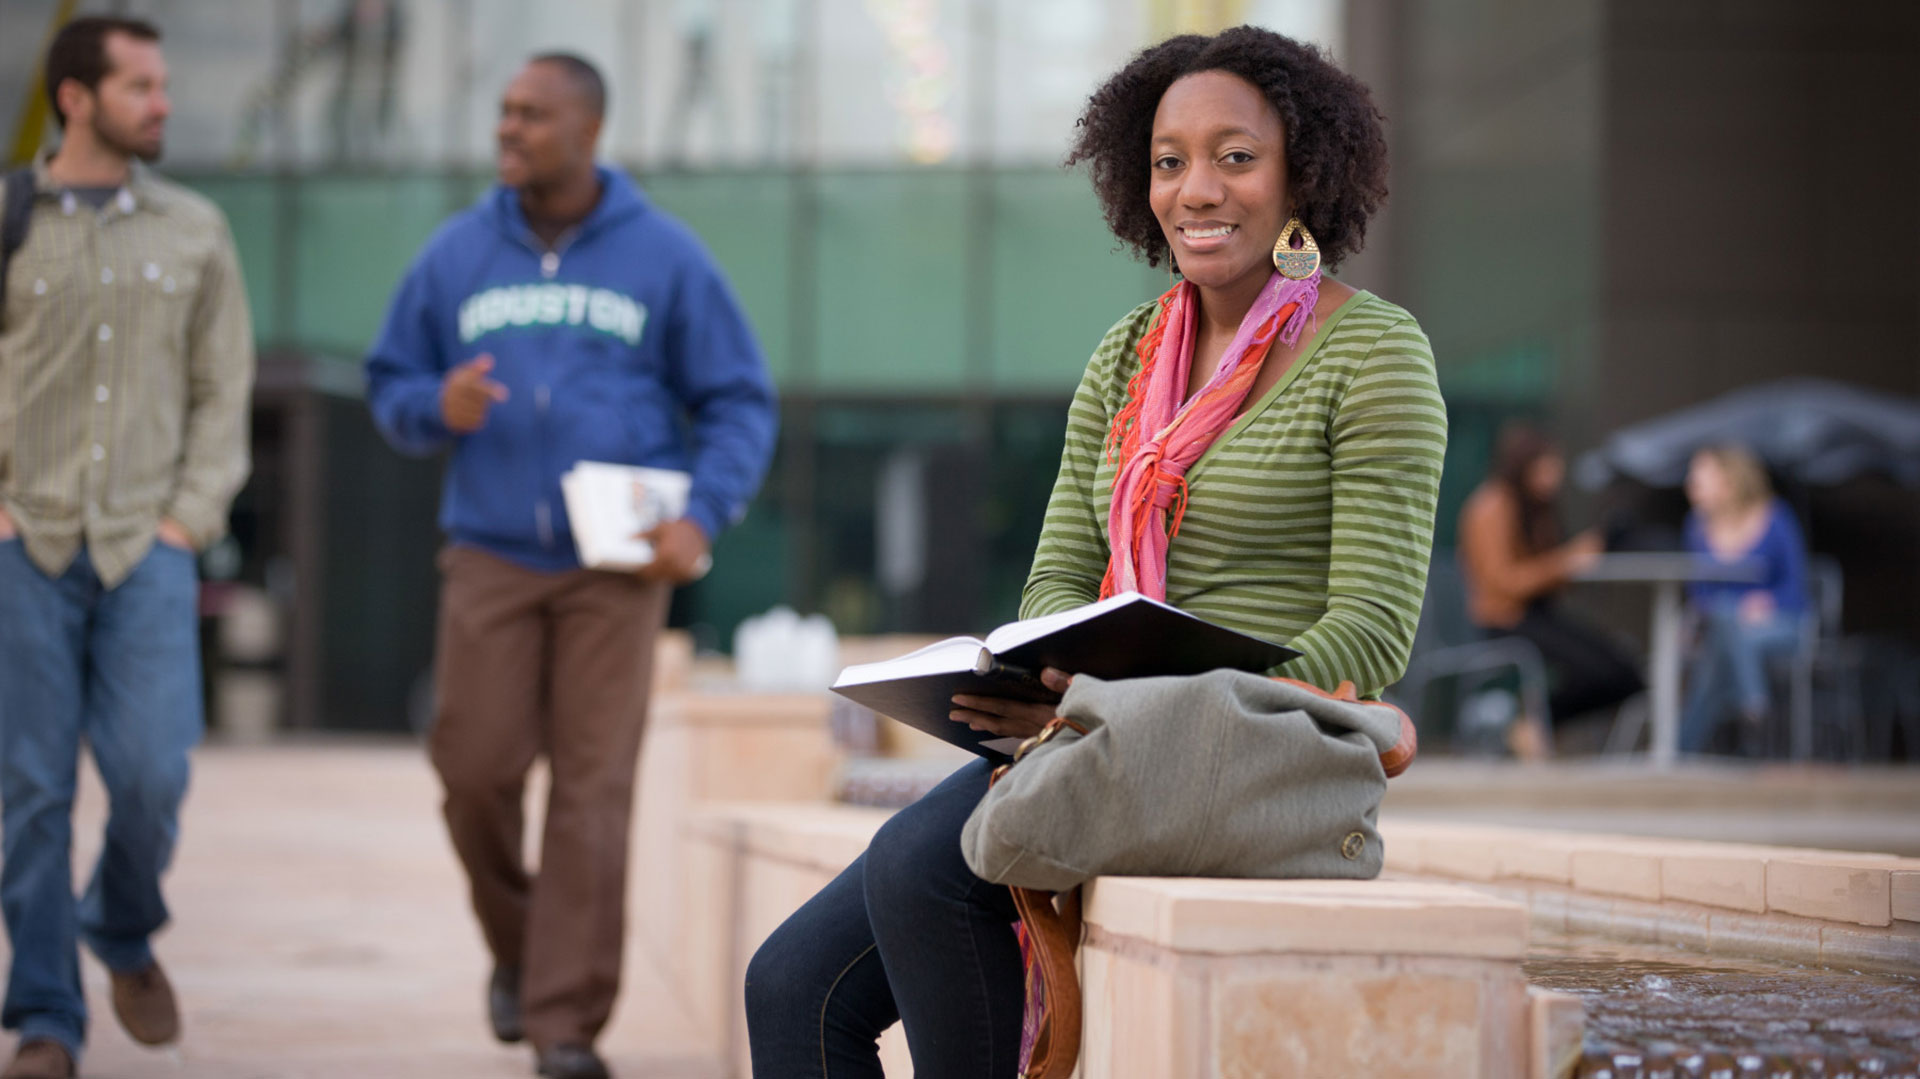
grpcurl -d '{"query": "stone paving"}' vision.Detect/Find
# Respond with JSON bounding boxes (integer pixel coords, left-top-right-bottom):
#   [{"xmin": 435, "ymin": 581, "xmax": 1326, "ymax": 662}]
[{"xmin": 0, "ymin": 744, "xmax": 717, "ymax": 1079}]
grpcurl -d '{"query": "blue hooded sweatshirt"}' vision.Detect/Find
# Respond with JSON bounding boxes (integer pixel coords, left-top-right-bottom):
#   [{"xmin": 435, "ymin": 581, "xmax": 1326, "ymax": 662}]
[{"xmin": 365, "ymin": 166, "xmax": 778, "ymax": 571}]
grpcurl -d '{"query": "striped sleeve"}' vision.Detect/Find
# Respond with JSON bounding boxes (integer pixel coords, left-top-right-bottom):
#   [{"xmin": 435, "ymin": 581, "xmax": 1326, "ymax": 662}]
[
  {"xmin": 1018, "ymin": 303, "xmax": 1154, "ymax": 620},
  {"xmin": 1281, "ymin": 315, "xmax": 1448, "ymax": 696}
]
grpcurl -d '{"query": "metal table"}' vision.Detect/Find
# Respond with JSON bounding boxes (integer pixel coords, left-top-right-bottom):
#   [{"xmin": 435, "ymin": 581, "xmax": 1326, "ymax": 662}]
[{"xmin": 1573, "ymin": 553, "xmax": 1761, "ymax": 768}]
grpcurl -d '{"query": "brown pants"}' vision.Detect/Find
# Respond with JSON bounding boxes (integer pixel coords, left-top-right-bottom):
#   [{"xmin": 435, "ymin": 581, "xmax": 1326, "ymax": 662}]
[{"xmin": 430, "ymin": 544, "xmax": 669, "ymax": 1049}]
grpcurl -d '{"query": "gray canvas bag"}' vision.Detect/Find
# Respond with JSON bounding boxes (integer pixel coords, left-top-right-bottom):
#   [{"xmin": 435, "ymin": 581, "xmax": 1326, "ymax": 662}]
[{"xmin": 961, "ymin": 668, "xmax": 1418, "ymax": 892}]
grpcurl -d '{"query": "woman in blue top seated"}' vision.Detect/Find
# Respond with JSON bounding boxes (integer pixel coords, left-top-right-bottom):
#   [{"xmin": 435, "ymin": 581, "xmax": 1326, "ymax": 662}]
[{"xmin": 1679, "ymin": 443, "xmax": 1810, "ymax": 754}]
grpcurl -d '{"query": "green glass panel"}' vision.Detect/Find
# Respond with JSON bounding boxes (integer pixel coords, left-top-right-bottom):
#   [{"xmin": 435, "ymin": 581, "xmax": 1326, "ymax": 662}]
[
  {"xmin": 290, "ymin": 176, "xmax": 454, "ymax": 354},
  {"xmin": 813, "ymin": 171, "xmax": 970, "ymax": 391},
  {"xmin": 989, "ymin": 171, "xmax": 1160, "ymax": 394},
  {"xmin": 695, "ymin": 502, "xmax": 790, "ymax": 648},
  {"xmin": 179, "ymin": 176, "xmax": 283, "ymax": 345},
  {"xmin": 450, "ymin": 170, "xmax": 496, "ymax": 206},
  {"xmin": 641, "ymin": 172, "xmax": 795, "ymax": 384}
]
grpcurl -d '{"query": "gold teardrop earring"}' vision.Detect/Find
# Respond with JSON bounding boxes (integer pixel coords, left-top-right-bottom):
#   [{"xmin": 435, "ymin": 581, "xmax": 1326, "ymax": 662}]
[
  {"xmin": 1167, "ymin": 248, "xmax": 1180, "ymax": 289},
  {"xmin": 1271, "ymin": 216, "xmax": 1321, "ymax": 280}
]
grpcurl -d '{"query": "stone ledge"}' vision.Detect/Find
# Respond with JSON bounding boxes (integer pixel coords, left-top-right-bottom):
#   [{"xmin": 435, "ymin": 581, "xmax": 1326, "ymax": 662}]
[
  {"xmin": 662, "ymin": 690, "xmax": 833, "ymax": 727},
  {"xmin": 1085, "ymin": 876, "xmax": 1530, "ymax": 960},
  {"xmin": 686, "ymin": 802, "xmax": 1567, "ymax": 1078},
  {"xmin": 732, "ymin": 803, "xmax": 892, "ymax": 869},
  {"xmin": 1381, "ymin": 820, "xmax": 1920, "ymax": 974}
]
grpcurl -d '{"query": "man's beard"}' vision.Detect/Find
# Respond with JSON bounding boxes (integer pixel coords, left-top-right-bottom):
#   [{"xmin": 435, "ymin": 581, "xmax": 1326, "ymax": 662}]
[{"xmin": 92, "ymin": 111, "xmax": 163, "ymax": 164}]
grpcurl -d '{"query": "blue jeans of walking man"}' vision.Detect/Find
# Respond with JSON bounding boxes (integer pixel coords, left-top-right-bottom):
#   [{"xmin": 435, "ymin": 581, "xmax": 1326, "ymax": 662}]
[{"xmin": 0, "ymin": 539, "xmax": 201, "ymax": 1059}]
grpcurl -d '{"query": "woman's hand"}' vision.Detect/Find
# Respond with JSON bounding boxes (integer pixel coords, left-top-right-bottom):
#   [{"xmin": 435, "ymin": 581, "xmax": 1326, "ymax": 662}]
[
  {"xmin": 1738, "ymin": 591, "xmax": 1776, "ymax": 625},
  {"xmin": 950, "ymin": 667, "xmax": 1074, "ymax": 740},
  {"xmin": 1560, "ymin": 530, "xmax": 1604, "ymax": 575}
]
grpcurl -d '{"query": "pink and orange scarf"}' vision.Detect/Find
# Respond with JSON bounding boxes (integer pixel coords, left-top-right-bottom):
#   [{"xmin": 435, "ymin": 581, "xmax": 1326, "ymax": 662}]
[{"xmin": 1100, "ymin": 269, "xmax": 1322, "ymax": 600}]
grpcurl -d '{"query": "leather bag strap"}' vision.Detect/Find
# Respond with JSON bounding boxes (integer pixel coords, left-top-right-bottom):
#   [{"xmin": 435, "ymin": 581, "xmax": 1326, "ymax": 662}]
[
  {"xmin": 989, "ymin": 715, "xmax": 1088, "ymax": 1079},
  {"xmin": 1011, "ymin": 884, "xmax": 1083, "ymax": 1079}
]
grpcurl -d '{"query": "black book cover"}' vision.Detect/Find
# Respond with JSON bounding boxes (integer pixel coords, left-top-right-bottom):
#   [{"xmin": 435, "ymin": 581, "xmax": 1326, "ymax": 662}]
[{"xmin": 831, "ymin": 595, "xmax": 1299, "ymax": 760}]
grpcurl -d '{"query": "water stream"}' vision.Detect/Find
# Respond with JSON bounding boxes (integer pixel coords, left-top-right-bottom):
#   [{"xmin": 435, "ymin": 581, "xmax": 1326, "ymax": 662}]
[{"xmin": 1525, "ymin": 930, "xmax": 1920, "ymax": 1078}]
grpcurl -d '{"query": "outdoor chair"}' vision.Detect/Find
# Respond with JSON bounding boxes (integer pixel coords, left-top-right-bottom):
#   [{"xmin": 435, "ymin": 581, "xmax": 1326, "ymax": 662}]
[
  {"xmin": 1855, "ymin": 636, "xmax": 1920, "ymax": 762},
  {"xmin": 1392, "ymin": 556, "xmax": 1549, "ymax": 753},
  {"xmin": 1776, "ymin": 554, "xmax": 1866, "ymax": 760}
]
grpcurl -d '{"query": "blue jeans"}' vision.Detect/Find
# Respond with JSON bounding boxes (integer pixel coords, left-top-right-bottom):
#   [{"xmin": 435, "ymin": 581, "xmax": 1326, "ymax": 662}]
[
  {"xmin": 0, "ymin": 539, "xmax": 202, "ymax": 1057},
  {"xmin": 1679, "ymin": 602, "xmax": 1803, "ymax": 754},
  {"xmin": 744, "ymin": 759, "xmax": 1024, "ymax": 1079}
]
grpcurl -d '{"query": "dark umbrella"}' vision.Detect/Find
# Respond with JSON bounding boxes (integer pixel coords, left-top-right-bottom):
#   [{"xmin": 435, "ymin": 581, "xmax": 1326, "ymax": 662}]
[{"xmin": 1575, "ymin": 378, "xmax": 1920, "ymax": 490}]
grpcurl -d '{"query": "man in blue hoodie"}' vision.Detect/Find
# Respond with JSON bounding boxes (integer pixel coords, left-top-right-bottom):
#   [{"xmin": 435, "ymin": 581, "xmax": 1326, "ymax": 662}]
[{"xmin": 364, "ymin": 54, "xmax": 776, "ymax": 1079}]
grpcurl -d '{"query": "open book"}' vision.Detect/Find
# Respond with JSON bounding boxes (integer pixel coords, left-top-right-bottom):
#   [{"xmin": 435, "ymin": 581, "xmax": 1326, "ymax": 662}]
[
  {"xmin": 831, "ymin": 592, "xmax": 1299, "ymax": 759},
  {"xmin": 559, "ymin": 461, "xmax": 692, "ymax": 571}
]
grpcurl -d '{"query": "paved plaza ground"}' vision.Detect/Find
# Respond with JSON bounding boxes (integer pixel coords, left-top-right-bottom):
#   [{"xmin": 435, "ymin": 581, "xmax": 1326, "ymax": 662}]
[
  {"xmin": 6, "ymin": 741, "xmax": 1915, "ymax": 1077},
  {"xmin": 5, "ymin": 744, "xmax": 717, "ymax": 1079}
]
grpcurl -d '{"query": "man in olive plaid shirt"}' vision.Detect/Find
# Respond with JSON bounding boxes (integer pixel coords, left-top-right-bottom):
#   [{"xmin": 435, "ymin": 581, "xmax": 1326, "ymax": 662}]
[{"xmin": 0, "ymin": 16, "xmax": 252, "ymax": 1079}]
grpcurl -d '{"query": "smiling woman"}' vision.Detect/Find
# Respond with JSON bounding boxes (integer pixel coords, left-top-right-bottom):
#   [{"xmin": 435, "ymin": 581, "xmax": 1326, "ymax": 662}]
[{"xmin": 743, "ymin": 25, "xmax": 1446, "ymax": 1079}]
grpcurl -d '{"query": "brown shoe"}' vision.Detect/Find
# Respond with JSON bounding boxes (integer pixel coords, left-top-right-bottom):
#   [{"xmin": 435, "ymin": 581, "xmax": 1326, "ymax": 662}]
[
  {"xmin": 2, "ymin": 1040, "xmax": 74, "ymax": 1079},
  {"xmin": 110, "ymin": 961, "xmax": 180, "ymax": 1046}
]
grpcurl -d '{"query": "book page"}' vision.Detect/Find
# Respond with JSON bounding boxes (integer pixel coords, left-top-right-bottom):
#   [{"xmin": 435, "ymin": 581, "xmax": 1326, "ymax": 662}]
[{"xmin": 832, "ymin": 636, "xmax": 989, "ymax": 686}]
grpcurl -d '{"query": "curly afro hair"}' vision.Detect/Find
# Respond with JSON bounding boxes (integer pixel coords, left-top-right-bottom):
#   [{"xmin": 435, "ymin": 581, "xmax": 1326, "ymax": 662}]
[{"xmin": 1066, "ymin": 26, "xmax": 1389, "ymax": 271}]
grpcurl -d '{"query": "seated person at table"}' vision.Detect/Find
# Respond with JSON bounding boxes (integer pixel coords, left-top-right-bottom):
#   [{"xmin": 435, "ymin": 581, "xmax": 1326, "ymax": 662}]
[
  {"xmin": 1679, "ymin": 444, "xmax": 1809, "ymax": 754},
  {"xmin": 1459, "ymin": 424, "xmax": 1644, "ymax": 756}
]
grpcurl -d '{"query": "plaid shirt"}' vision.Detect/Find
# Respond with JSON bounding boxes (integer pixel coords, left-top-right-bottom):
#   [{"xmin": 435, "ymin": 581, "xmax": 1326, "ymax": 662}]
[{"xmin": 0, "ymin": 155, "xmax": 253, "ymax": 587}]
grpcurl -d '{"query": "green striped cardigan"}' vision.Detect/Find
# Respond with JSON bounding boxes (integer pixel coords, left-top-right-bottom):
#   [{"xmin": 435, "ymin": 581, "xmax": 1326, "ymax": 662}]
[{"xmin": 1019, "ymin": 290, "xmax": 1448, "ymax": 698}]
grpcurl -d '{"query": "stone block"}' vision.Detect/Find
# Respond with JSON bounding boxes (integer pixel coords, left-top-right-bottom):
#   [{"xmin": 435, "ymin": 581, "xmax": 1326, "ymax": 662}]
[
  {"xmin": 1420, "ymin": 832, "xmax": 1503, "ymax": 882},
  {"xmin": 736, "ymin": 804, "xmax": 888, "ymax": 872},
  {"xmin": 676, "ymin": 689, "xmax": 830, "ymax": 729},
  {"xmin": 651, "ymin": 630, "xmax": 694, "ymax": 694},
  {"xmin": 733, "ymin": 854, "xmax": 841, "ymax": 1079},
  {"xmin": 693, "ymin": 802, "xmax": 901, "ymax": 1078},
  {"xmin": 1661, "ymin": 853, "xmax": 1767, "ymax": 914},
  {"xmin": 1571, "ymin": 847, "xmax": 1665, "ymax": 901},
  {"xmin": 1893, "ymin": 871, "xmax": 1920, "ymax": 923},
  {"xmin": 1084, "ymin": 877, "xmax": 1530, "ymax": 961},
  {"xmin": 1766, "ymin": 859, "xmax": 1892, "ymax": 927},
  {"xmin": 1212, "ymin": 964, "xmax": 1501, "ymax": 1079},
  {"xmin": 1078, "ymin": 941, "xmax": 1201, "ymax": 1077},
  {"xmin": 675, "ymin": 825, "xmax": 742, "ymax": 1052},
  {"xmin": 632, "ymin": 721, "xmax": 697, "ymax": 966},
  {"xmin": 1500, "ymin": 836, "xmax": 1577, "ymax": 884},
  {"xmin": 647, "ymin": 690, "xmax": 844, "ymax": 809},
  {"xmin": 1379, "ymin": 837, "xmax": 1424, "ymax": 874},
  {"xmin": 1528, "ymin": 989, "xmax": 1585, "ymax": 1079},
  {"xmin": 690, "ymin": 723, "xmax": 840, "ymax": 803},
  {"xmin": 1376, "ymin": 821, "xmax": 1427, "ymax": 873}
]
